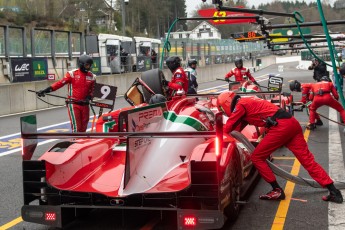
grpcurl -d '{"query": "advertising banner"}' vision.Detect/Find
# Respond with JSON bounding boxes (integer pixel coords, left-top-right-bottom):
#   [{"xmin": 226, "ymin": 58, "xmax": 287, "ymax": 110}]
[
  {"xmin": 91, "ymin": 57, "xmax": 102, "ymax": 75},
  {"xmin": 11, "ymin": 58, "xmax": 32, "ymax": 83},
  {"xmin": 11, "ymin": 57, "xmax": 48, "ymax": 83},
  {"xmin": 137, "ymin": 56, "xmax": 151, "ymax": 72},
  {"xmin": 198, "ymin": 7, "xmax": 257, "ymax": 25},
  {"xmin": 32, "ymin": 58, "xmax": 48, "ymax": 80}
]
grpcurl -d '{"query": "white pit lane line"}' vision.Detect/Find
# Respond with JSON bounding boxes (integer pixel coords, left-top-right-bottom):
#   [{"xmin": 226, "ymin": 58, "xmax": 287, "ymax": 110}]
[
  {"xmin": 328, "ymin": 108, "xmax": 345, "ymax": 229},
  {"xmin": 0, "ymin": 126, "xmax": 91, "ymax": 158}
]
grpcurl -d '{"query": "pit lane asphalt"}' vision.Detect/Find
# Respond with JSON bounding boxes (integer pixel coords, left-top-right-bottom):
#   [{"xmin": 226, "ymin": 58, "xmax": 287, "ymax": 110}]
[{"xmin": 1, "ymin": 61, "xmax": 344, "ymax": 230}]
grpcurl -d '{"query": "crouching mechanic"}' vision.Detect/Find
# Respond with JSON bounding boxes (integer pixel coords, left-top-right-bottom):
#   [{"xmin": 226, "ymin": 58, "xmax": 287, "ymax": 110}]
[
  {"xmin": 289, "ymin": 80, "xmax": 323, "ymax": 127},
  {"xmin": 184, "ymin": 59, "xmax": 198, "ymax": 94},
  {"xmin": 37, "ymin": 54, "xmax": 96, "ymax": 132},
  {"xmin": 224, "ymin": 57, "xmax": 258, "ymax": 85},
  {"xmin": 301, "ymin": 76, "xmax": 345, "ymax": 130},
  {"xmin": 163, "ymin": 56, "xmax": 188, "ymax": 99},
  {"xmin": 217, "ymin": 91, "xmax": 343, "ymax": 203}
]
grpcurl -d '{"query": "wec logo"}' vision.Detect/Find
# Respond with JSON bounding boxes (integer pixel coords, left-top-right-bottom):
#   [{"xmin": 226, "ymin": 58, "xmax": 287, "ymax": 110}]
[{"xmin": 15, "ymin": 63, "xmax": 30, "ymax": 71}]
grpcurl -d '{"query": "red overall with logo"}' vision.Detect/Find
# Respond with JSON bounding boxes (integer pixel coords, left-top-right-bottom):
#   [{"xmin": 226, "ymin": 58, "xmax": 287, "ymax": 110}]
[
  {"xmin": 51, "ymin": 69, "xmax": 96, "ymax": 132},
  {"xmin": 309, "ymin": 81, "xmax": 345, "ymax": 124},
  {"xmin": 168, "ymin": 67, "xmax": 188, "ymax": 97},
  {"xmin": 224, "ymin": 67, "xmax": 256, "ymax": 83},
  {"xmin": 300, "ymin": 83, "xmax": 321, "ymax": 122},
  {"xmin": 224, "ymin": 97, "xmax": 333, "ymax": 187}
]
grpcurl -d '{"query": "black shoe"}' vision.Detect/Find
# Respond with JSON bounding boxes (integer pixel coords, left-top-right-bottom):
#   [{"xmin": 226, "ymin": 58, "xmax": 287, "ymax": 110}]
[
  {"xmin": 316, "ymin": 119, "xmax": 323, "ymax": 126},
  {"xmin": 322, "ymin": 189, "xmax": 343, "ymax": 204},
  {"xmin": 259, "ymin": 188, "xmax": 285, "ymax": 200},
  {"xmin": 306, "ymin": 123, "xmax": 316, "ymax": 130}
]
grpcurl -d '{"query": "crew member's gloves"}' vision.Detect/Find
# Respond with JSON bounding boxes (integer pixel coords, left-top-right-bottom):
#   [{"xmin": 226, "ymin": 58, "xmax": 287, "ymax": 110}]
[
  {"xmin": 162, "ymin": 79, "xmax": 170, "ymax": 87},
  {"xmin": 85, "ymin": 95, "xmax": 92, "ymax": 104},
  {"xmin": 37, "ymin": 87, "xmax": 52, "ymax": 97},
  {"xmin": 301, "ymin": 104, "xmax": 306, "ymax": 109},
  {"xmin": 224, "ymin": 78, "xmax": 230, "ymax": 83}
]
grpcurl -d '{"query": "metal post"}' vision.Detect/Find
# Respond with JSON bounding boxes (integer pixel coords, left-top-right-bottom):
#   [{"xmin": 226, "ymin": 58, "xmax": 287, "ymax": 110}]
[
  {"xmin": 68, "ymin": 31, "xmax": 72, "ymax": 61},
  {"xmin": 4, "ymin": 26, "xmax": 9, "ymax": 58},
  {"xmin": 31, "ymin": 28, "xmax": 35, "ymax": 58},
  {"xmin": 51, "ymin": 30, "xmax": 56, "ymax": 67},
  {"xmin": 316, "ymin": 0, "xmax": 345, "ymax": 108},
  {"xmin": 122, "ymin": 0, "xmax": 126, "ymax": 36},
  {"xmin": 23, "ymin": 27, "xmax": 27, "ymax": 57}
]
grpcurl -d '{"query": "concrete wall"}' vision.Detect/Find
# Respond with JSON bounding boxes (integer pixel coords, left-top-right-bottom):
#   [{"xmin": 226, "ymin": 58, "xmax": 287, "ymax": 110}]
[{"xmin": 0, "ymin": 55, "xmax": 276, "ymax": 116}]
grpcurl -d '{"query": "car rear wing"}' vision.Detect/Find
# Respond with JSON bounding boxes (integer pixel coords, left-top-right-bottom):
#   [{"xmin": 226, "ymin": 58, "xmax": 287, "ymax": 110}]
[{"xmin": 21, "ymin": 112, "xmax": 225, "ymax": 191}]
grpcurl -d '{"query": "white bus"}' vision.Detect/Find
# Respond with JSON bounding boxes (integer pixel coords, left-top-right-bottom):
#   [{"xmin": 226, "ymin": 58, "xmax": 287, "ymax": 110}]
[{"xmin": 98, "ymin": 33, "xmax": 135, "ymax": 74}]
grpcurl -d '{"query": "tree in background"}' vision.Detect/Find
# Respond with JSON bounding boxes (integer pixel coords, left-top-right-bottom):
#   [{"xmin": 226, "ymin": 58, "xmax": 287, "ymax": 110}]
[
  {"xmin": 118, "ymin": 0, "xmax": 187, "ymax": 38},
  {"xmin": 0, "ymin": 0, "xmax": 344, "ymax": 38}
]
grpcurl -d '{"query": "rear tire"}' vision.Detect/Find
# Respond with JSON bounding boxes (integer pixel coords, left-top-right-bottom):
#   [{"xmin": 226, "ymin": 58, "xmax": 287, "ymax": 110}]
[
  {"xmin": 141, "ymin": 69, "xmax": 167, "ymax": 102},
  {"xmin": 224, "ymin": 182, "xmax": 240, "ymax": 222}
]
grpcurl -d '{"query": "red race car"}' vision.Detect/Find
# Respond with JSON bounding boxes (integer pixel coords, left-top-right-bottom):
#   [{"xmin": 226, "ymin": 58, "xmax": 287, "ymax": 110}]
[{"xmin": 20, "ymin": 69, "xmax": 293, "ymax": 229}]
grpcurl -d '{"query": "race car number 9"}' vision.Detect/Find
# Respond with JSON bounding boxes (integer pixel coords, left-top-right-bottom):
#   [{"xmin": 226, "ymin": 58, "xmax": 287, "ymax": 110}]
[
  {"xmin": 93, "ymin": 83, "xmax": 117, "ymax": 100},
  {"xmin": 100, "ymin": 86, "xmax": 111, "ymax": 99}
]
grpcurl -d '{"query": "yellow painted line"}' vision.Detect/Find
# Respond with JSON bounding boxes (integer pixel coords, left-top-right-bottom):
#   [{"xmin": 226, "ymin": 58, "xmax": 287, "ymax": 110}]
[
  {"xmin": 0, "ymin": 217, "xmax": 23, "ymax": 230},
  {"xmin": 271, "ymin": 129, "xmax": 310, "ymax": 230},
  {"xmin": 272, "ymin": 157, "xmax": 296, "ymax": 160}
]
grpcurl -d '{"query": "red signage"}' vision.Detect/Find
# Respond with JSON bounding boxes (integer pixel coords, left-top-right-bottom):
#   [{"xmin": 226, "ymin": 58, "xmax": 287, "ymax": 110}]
[{"xmin": 197, "ymin": 7, "xmax": 257, "ymax": 25}]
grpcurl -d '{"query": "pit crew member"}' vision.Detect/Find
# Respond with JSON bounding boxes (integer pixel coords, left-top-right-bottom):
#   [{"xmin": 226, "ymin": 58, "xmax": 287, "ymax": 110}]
[
  {"xmin": 163, "ymin": 56, "xmax": 188, "ymax": 98},
  {"xmin": 308, "ymin": 58, "xmax": 329, "ymax": 82},
  {"xmin": 298, "ymin": 76, "xmax": 345, "ymax": 130},
  {"xmin": 224, "ymin": 57, "xmax": 258, "ymax": 85},
  {"xmin": 184, "ymin": 59, "xmax": 198, "ymax": 94},
  {"xmin": 217, "ymin": 91, "xmax": 343, "ymax": 203},
  {"xmin": 37, "ymin": 54, "xmax": 96, "ymax": 132},
  {"xmin": 289, "ymin": 80, "xmax": 323, "ymax": 127}
]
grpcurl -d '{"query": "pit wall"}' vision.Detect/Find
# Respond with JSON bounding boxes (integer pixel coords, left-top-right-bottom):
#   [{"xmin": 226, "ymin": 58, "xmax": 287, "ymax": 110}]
[{"xmin": 0, "ymin": 55, "xmax": 276, "ymax": 116}]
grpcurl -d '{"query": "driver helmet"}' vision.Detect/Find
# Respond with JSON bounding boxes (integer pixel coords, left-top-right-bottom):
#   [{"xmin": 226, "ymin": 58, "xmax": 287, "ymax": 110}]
[
  {"xmin": 79, "ymin": 54, "xmax": 93, "ymax": 73},
  {"xmin": 234, "ymin": 57, "xmax": 243, "ymax": 68},
  {"xmin": 149, "ymin": 94, "xmax": 167, "ymax": 104},
  {"xmin": 217, "ymin": 91, "xmax": 240, "ymax": 117},
  {"xmin": 166, "ymin": 56, "xmax": 181, "ymax": 72},
  {"xmin": 188, "ymin": 59, "xmax": 198, "ymax": 69},
  {"xmin": 289, "ymin": 80, "xmax": 301, "ymax": 92}
]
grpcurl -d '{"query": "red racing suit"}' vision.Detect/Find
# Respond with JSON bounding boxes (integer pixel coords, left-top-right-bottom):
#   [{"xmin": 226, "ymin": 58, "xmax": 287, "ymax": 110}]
[
  {"xmin": 51, "ymin": 69, "xmax": 96, "ymax": 132},
  {"xmin": 167, "ymin": 67, "xmax": 188, "ymax": 97},
  {"xmin": 224, "ymin": 67, "xmax": 256, "ymax": 83},
  {"xmin": 300, "ymin": 83, "xmax": 321, "ymax": 121},
  {"xmin": 309, "ymin": 81, "xmax": 345, "ymax": 124},
  {"xmin": 223, "ymin": 96, "xmax": 333, "ymax": 187}
]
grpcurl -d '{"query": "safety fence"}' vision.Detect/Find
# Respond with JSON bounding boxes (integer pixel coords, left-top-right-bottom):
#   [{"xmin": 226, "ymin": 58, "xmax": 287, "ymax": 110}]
[
  {"xmin": 0, "ymin": 24, "xmax": 272, "ymax": 84},
  {"xmin": 301, "ymin": 48, "xmax": 343, "ymax": 61}
]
